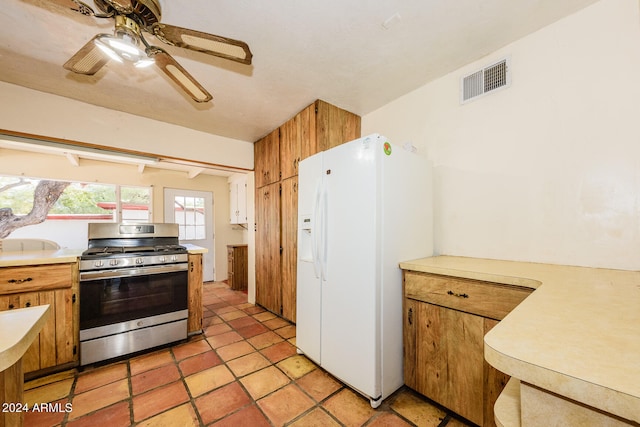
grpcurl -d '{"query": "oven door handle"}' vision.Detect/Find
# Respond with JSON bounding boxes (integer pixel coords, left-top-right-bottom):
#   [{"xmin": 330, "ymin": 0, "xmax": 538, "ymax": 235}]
[{"xmin": 80, "ymin": 263, "xmax": 188, "ymax": 281}]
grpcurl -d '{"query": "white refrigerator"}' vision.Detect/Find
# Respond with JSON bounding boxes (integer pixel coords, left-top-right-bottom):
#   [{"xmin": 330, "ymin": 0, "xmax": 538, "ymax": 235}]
[{"xmin": 296, "ymin": 133, "xmax": 433, "ymax": 408}]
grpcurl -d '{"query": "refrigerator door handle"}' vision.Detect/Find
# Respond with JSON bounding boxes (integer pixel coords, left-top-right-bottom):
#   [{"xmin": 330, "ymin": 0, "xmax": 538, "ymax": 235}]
[
  {"xmin": 320, "ymin": 180, "xmax": 329, "ymax": 282},
  {"xmin": 312, "ymin": 179, "xmax": 322, "ymax": 278}
]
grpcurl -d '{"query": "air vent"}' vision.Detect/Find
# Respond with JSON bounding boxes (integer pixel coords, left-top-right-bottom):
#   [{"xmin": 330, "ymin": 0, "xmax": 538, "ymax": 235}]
[{"xmin": 461, "ymin": 57, "xmax": 511, "ymax": 104}]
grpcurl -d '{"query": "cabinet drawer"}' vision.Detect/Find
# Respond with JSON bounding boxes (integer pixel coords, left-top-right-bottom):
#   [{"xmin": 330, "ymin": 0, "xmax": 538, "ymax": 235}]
[
  {"xmin": 404, "ymin": 271, "xmax": 532, "ymax": 320},
  {"xmin": 0, "ymin": 264, "xmax": 73, "ymax": 294}
]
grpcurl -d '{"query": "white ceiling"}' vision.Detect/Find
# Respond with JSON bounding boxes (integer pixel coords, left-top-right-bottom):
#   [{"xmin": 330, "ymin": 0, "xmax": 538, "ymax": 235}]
[{"xmin": 1, "ymin": 0, "xmax": 599, "ymax": 144}]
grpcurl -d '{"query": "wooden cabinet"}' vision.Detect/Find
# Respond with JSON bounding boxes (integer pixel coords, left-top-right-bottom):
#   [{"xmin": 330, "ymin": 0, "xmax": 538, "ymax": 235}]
[
  {"xmin": 229, "ymin": 174, "xmax": 248, "ymax": 225},
  {"xmin": 254, "ymin": 99, "xmax": 360, "ymax": 322},
  {"xmin": 314, "ymin": 99, "xmax": 361, "ymax": 152},
  {"xmin": 227, "ymin": 244, "xmax": 248, "ymax": 291},
  {"xmin": 402, "ymin": 271, "xmax": 532, "ymax": 427},
  {"xmin": 0, "ymin": 262, "xmax": 78, "ymax": 376},
  {"xmin": 254, "ymin": 128, "xmax": 280, "ymax": 189},
  {"xmin": 255, "ymin": 183, "xmax": 281, "ymax": 315},
  {"xmin": 280, "ymin": 108, "xmax": 304, "ymax": 180},
  {"xmin": 187, "ymin": 253, "xmax": 203, "ymax": 334},
  {"xmin": 280, "ymin": 177, "xmax": 298, "ymax": 321}
]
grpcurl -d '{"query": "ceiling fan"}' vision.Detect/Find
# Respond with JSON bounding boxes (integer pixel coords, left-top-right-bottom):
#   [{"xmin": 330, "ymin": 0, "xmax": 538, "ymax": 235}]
[{"xmin": 48, "ymin": 0, "xmax": 253, "ymax": 103}]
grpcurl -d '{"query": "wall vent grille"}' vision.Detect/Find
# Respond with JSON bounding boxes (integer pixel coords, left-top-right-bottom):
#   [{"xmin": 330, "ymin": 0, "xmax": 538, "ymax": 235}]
[{"xmin": 461, "ymin": 57, "xmax": 511, "ymax": 104}]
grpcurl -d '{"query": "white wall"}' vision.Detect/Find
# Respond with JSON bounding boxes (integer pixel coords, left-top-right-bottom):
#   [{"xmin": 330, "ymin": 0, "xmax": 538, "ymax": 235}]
[{"xmin": 363, "ymin": 0, "xmax": 640, "ymax": 270}]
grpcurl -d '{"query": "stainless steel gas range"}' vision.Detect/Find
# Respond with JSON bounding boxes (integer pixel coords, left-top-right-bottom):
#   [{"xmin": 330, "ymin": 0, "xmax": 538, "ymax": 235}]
[{"xmin": 79, "ymin": 223, "xmax": 188, "ymax": 366}]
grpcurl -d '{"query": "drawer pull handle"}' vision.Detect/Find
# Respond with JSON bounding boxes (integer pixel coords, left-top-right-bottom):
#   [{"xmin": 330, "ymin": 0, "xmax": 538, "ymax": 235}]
[
  {"xmin": 408, "ymin": 307, "xmax": 413, "ymax": 325},
  {"xmin": 447, "ymin": 290, "xmax": 469, "ymax": 298},
  {"xmin": 8, "ymin": 277, "xmax": 33, "ymax": 284}
]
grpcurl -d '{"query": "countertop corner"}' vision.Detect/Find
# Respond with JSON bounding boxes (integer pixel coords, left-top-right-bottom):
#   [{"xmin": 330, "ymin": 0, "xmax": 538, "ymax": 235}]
[{"xmin": 0, "ymin": 305, "xmax": 50, "ymax": 371}]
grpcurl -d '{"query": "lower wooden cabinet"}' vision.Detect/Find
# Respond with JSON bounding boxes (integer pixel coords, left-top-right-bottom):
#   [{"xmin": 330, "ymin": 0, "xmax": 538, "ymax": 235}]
[
  {"xmin": 280, "ymin": 177, "xmax": 298, "ymax": 322},
  {"xmin": 0, "ymin": 262, "xmax": 78, "ymax": 376},
  {"xmin": 187, "ymin": 253, "xmax": 203, "ymax": 334},
  {"xmin": 255, "ymin": 182, "xmax": 282, "ymax": 315},
  {"xmin": 402, "ymin": 270, "xmax": 532, "ymax": 427},
  {"xmin": 227, "ymin": 244, "xmax": 248, "ymax": 291}
]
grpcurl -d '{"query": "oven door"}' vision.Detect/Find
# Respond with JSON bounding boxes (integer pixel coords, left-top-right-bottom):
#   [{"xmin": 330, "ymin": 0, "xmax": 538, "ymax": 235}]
[{"xmin": 79, "ymin": 263, "xmax": 188, "ymax": 331}]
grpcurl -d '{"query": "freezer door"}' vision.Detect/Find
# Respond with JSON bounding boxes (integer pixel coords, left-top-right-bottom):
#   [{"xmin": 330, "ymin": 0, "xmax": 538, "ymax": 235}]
[
  {"xmin": 320, "ymin": 136, "xmax": 380, "ymax": 399},
  {"xmin": 296, "ymin": 152, "xmax": 324, "ymax": 364}
]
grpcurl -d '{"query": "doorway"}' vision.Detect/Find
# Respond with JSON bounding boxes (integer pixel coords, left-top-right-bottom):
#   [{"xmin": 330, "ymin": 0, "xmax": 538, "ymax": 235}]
[{"xmin": 164, "ymin": 188, "xmax": 215, "ymax": 282}]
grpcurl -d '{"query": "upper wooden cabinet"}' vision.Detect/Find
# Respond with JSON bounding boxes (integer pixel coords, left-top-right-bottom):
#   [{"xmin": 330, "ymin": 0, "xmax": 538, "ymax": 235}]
[
  {"xmin": 314, "ymin": 99, "xmax": 361, "ymax": 153},
  {"xmin": 254, "ymin": 128, "xmax": 280, "ymax": 188},
  {"xmin": 280, "ymin": 107, "xmax": 304, "ymax": 180},
  {"xmin": 256, "ymin": 99, "xmax": 362, "ymax": 185}
]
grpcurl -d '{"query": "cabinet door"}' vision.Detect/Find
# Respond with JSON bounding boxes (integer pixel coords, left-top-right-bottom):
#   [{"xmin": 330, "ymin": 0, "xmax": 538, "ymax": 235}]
[
  {"xmin": 255, "ymin": 183, "xmax": 282, "ymax": 314},
  {"xmin": 415, "ymin": 302, "xmax": 485, "ymax": 426},
  {"xmin": 38, "ymin": 290, "xmax": 57, "ymax": 369},
  {"xmin": 280, "ymin": 114, "xmax": 302, "ymax": 180},
  {"xmin": 188, "ymin": 254, "xmax": 203, "ymax": 334},
  {"xmin": 280, "ymin": 177, "xmax": 298, "ymax": 322},
  {"xmin": 315, "ymin": 100, "xmax": 361, "ymax": 152},
  {"xmin": 229, "ymin": 181, "xmax": 239, "ymax": 223},
  {"xmin": 403, "ymin": 298, "xmax": 419, "ymax": 390},
  {"xmin": 54, "ymin": 286, "xmax": 77, "ymax": 366},
  {"xmin": 299, "ymin": 104, "xmax": 315, "ymax": 160},
  {"xmin": 254, "ymin": 129, "xmax": 280, "ymax": 188},
  {"xmin": 229, "ymin": 175, "xmax": 248, "ymax": 224},
  {"xmin": 227, "ymin": 246, "xmax": 235, "ymax": 288}
]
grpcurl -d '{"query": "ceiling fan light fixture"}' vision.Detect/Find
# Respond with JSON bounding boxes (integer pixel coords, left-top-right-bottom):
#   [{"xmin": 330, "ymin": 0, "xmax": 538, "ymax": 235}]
[
  {"xmin": 94, "ymin": 36, "xmax": 124, "ymax": 63},
  {"xmin": 94, "ymin": 34, "xmax": 153, "ymax": 66}
]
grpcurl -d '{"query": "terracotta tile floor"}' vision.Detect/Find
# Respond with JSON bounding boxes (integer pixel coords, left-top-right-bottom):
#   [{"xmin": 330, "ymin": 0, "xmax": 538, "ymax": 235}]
[{"xmin": 24, "ymin": 282, "xmax": 473, "ymax": 427}]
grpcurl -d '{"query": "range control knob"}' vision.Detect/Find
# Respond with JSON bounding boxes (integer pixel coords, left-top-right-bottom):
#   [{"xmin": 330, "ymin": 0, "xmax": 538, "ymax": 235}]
[
  {"xmin": 159, "ymin": 256, "xmax": 166, "ymax": 263},
  {"xmin": 135, "ymin": 258, "xmax": 144, "ymax": 265},
  {"xmin": 94, "ymin": 260, "xmax": 104, "ymax": 268},
  {"xmin": 109, "ymin": 259, "xmax": 119, "ymax": 266}
]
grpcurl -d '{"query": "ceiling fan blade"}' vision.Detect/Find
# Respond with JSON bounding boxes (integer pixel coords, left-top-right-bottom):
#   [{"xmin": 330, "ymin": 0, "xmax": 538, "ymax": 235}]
[
  {"xmin": 63, "ymin": 35, "xmax": 109, "ymax": 75},
  {"xmin": 151, "ymin": 23, "xmax": 252, "ymax": 65},
  {"xmin": 147, "ymin": 48, "xmax": 213, "ymax": 103}
]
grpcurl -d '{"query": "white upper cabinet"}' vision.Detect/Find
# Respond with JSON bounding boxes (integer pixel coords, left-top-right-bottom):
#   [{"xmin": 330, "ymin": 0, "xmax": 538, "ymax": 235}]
[{"xmin": 229, "ymin": 174, "xmax": 248, "ymax": 224}]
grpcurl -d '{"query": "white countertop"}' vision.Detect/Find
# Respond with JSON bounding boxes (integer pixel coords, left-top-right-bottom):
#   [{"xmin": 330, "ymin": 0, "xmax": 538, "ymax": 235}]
[
  {"xmin": 399, "ymin": 256, "xmax": 640, "ymax": 424},
  {"xmin": 0, "ymin": 249, "xmax": 82, "ymax": 267},
  {"xmin": 0, "ymin": 305, "xmax": 50, "ymax": 371},
  {"xmin": 182, "ymin": 244, "xmax": 208, "ymax": 254},
  {"xmin": 0, "ymin": 245, "xmax": 208, "ymax": 268}
]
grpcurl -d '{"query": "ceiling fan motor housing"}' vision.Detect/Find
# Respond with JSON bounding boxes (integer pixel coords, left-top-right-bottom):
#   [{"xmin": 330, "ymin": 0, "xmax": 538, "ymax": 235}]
[{"xmin": 95, "ymin": 0, "xmax": 162, "ymax": 28}]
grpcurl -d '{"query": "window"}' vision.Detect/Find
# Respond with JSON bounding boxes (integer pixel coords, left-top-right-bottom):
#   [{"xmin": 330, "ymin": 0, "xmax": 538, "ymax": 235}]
[
  {"xmin": 120, "ymin": 186, "xmax": 152, "ymax": 223},
  {"xmin": 173, "ymin": 195, "xmax": 205, "ymax": 239},
  {"xmin": 0, "ymin": 176, "xmax": 152, "ymax": 222}
]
